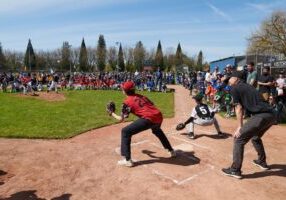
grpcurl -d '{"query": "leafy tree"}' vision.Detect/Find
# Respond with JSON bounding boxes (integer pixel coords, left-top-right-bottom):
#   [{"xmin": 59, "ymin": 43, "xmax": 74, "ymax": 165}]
[
  {"xmin": 61, "ymin": 41, "xmax": 71, "ymax": 72},
  {"xmin": 24, "ymin": 39, "xmax": 36, "ymax": 71},
  {"xmin": 96, "ymin": 34, "xmax": 107, "ymax": 71},
  {"xmin": 155, "ymin": 40, "xmax": 164, "ymax": 70},
  {"xmin": 196, "ymin": 50, "xmax": 203, "ymax": 71},
  {"xmin": 118, "ymin": 43, "xmax": 125, "ymax": 71},
  {"xmin": 175, "ymin": 43, "xmax": 183, "ymax": 67},
  {"xmin": 133, "ymin": 41, "xmax": 145, "ymax": 71},
  {"xmin": 79, "ymin": 38, "xmax": 88, "ymax": 71}
]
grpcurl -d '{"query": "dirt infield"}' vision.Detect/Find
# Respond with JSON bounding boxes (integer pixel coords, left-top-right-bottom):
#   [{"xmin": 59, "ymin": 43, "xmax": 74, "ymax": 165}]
[{"xmin": 0, "ymin": 86, "xmax": 285, "ymax": 200}]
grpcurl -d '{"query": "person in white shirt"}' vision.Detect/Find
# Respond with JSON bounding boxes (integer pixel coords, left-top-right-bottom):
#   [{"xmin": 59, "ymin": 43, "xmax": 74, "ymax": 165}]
[
  {"xmin": 276, "ymin": 72, "xmax": 285, "ymax": 96},
  {"xmin": 205, "ymin": 69, "xmax": 211, "ymax": 83}
]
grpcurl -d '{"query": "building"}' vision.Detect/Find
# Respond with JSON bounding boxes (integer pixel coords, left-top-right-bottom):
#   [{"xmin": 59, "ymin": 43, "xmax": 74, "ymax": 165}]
[{"xmin": 210, "ymin": 55, "xmax": 273, "ymax": 72}]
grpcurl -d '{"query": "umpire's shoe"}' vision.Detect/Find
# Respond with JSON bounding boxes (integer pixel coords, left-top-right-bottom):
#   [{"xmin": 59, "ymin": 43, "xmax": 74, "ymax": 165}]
[
  {"xmin": 168, "ymin": 150, "xmax": 177, "ymax": 158},
  {"xmin": 252, "ymin": 160, "xmax": 270, "ymax": 170},
  {"xmin": 117, "ymin": 159, "xmax": 134, "ymax": 167},
  {"xmin": 222, "ymin": 168, "xmax": 242, "ymax": 179}
]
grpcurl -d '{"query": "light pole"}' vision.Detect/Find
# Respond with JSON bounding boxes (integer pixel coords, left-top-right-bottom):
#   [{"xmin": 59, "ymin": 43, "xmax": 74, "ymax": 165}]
[{"xmin": 115, "ymin": 42, "xmax": 120, "ymax": 72}]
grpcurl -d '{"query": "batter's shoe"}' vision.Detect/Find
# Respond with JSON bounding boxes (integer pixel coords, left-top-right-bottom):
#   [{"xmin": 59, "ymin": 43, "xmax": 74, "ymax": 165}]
[
  {"xmin": 218, "ymin": 132, "xmax": 224, "ymax": 137},
  {"xmin": 188, "ymin": 132, "xmax": 195, "ymax": 139},
  {"xmin": 252, "ymin": 160, "xmax": 270, "ymax": 170},
  {"xmin": 222, "ymin": 168, "xmax": 242, "ymax": 179},
  {"xmin": 117, "ymin": 159, "xmax": 134, "ymax": 167}
]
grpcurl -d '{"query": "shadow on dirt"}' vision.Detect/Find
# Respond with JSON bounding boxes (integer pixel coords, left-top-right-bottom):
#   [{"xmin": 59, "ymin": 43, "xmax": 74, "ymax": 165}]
[
  {"xmin": 134, "ymin": 150, "xmax": 200, "ymax": 167},
  {"xmin": 0, "ymin": 190, "xmax": 72, "ymax": 200},
  {"xmin": 180, "ymin": 132, "xmax": 232, "ymax": 139},
  {"xmin": 0, "ymin": 170, "xmax": 8, "ymax": 186},
  {"xmin": 243, "ymin": 164, "xmax": 286, "ymax": 179}
]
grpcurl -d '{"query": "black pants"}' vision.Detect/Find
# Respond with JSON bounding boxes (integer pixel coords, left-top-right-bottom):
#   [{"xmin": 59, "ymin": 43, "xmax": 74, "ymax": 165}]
[
  {"xmin": 231, "ymin": 112, "xmax": 275, "ymax": 171},
  {"xmin": 121, "ymin": 118, "xmax": 173, "ymax": 160}
]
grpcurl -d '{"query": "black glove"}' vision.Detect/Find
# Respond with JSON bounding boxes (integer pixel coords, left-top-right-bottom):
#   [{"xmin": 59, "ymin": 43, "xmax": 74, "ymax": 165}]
[
  {"xmin": 106, "ymin": 101, "xmax": 116, "ymax": 116},
  {"xmin": 176, "ymin": 123, "xmax": 186, "ymax": 131}
]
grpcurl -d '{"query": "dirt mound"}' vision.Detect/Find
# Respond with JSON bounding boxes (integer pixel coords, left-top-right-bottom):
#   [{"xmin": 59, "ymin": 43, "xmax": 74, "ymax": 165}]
[{"xmin": 16, "ymin": 92, "xmax": 66, "ymax": 102}]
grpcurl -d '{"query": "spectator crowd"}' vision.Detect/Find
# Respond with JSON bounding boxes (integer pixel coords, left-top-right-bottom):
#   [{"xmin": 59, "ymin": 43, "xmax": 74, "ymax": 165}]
[
  {"xmin": 0, "ymin": 69, "xmax": 175, "ymax": 95},
  {"xmin": 178, "ymin": 62, "xmax": 286, "ymax": 122},
  {"xmin": 1, "ymin": 63, "xmax": 285, "ymax": 122}
]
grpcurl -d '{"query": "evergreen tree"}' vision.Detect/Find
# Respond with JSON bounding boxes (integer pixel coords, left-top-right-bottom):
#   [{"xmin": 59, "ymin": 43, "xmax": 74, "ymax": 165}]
[
  {"xmin": 175, "ymin": 43, "xmax": 183, "ymax": 67},
  {"xmin": 0, "ymin": 43, "xmax": 7, "ymax": 70},
  {"xmin": 197, "ymin": 50, "xmax": 203, "ymax": 71},
  {"xmin": 61, "ymin": 41, "xmax": 71, "ymax": 72},
  {"xmin": 79, "ymin": 38, "xmax": 88, "ymax": 71},
  {"xmin": 118, "ymin": 43, "xmax": 125, "ymax": 71},
  {"xmin": 24, "ymin": 39, "xmax": 36, "ymax": 71},
  {"xmin": 96, "ymin": 34, "xmax": 107, "ymax": 71},
  {"xmin": 155, "ymin": 40, "xmax": 164, "ymax": 70},
  {"xmin": 133, "ymin": 41, "xmax": 145, "ymax": 71}
]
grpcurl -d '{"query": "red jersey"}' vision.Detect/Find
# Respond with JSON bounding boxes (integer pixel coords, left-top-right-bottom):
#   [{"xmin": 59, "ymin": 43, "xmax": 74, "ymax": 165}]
[{"xmin": 123, "ymin": 94, "xmax": 163, "ymax": 124}]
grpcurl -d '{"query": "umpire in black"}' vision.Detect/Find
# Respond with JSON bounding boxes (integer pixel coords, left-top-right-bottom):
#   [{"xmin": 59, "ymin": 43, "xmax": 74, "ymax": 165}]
[{"xmin": 222, "ymin": 71, "xmax": 276, "ymax": 179}]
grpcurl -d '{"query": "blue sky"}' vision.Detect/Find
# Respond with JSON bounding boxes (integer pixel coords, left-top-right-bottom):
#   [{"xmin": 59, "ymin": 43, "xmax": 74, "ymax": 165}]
[{"xmin": 1, "ymin": 0, "xmax": 286, "ymax": 62}]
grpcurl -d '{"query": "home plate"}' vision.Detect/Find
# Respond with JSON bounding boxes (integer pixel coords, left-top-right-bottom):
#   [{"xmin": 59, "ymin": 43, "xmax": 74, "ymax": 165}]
[
  {"xmin": 115, "ymin": 141, "xmax": 214, "ymax": 185},
  {"xmin": 173, "ymin": 143, "xmax": 194, "ymax": 152}
]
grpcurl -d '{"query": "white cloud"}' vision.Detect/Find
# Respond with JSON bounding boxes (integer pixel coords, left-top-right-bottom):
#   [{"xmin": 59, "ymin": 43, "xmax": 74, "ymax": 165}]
[
  {"xmin": 206, "ymin": 2, "xmax": 232, "ymax": 22},
  {"xmin": 246, "ymin": 2, "xmax": 271, "ymax": 13}
]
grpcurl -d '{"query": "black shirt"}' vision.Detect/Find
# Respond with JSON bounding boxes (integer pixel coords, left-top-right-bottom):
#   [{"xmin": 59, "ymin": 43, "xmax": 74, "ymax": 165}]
[
  {"xmin": 258, "ymin": 74, "xmax": 274, "ymax": 93},
  {"xmin": 54, "ymin": 75, "xmax": 59, "ymax": 82},
  {"xmin": 195, "ymin": 103, "xmax": 212, "ymax": 119},
  {"xmin": 231, "ymin": 81, "xmax": 272, "ymax": 114},
  {"xmin": 31, "ymin": 77, "xmax": 37, "ymax": 86}
]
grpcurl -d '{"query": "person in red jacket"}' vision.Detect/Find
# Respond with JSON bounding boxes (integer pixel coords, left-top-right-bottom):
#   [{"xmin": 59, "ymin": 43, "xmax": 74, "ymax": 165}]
[{"xmin": 109, "ymin": 80, "xmax": 176, "ymax": 167}]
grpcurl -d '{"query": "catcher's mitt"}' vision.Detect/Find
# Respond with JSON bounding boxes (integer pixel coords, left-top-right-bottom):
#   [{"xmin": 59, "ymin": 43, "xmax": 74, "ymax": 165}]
[
  {"xmin": 176, "ymin": 123, "xmax": 186, "ymax": 131},
  {"xmin": 106, "ymin": 101, "xmax": 116, "ymax": 115}
]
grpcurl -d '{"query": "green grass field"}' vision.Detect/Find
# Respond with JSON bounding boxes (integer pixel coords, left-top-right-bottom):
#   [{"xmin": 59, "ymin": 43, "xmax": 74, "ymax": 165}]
[{"xmin": 0, "ymin": 91, "xmax": 174, "ymax": 139}]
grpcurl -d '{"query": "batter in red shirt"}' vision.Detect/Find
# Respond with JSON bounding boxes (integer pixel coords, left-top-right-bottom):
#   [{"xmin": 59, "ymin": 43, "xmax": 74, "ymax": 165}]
[{"xmin": 109, "ymin": 80, "xmax": 176, "ymax": 167}]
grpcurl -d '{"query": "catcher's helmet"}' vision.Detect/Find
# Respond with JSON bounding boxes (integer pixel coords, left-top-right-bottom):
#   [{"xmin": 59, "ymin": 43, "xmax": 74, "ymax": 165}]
[{"xmin": 193, "ymin": 93, "xmax": 204, "ymax": 101}]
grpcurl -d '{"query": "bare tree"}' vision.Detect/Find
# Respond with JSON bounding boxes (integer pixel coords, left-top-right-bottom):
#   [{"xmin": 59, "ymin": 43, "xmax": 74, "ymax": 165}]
[
  {"xmin": 123, "ymin": 46, "xmax": 135, "ymax": 71},
  {"xmin": 247, "ymin": 11, "xmax": 286, "ymax": 57},
  {"xmin": 70, "ymin": 47, "xmax": 80, "ymax": 71},
  {"xmin": 107, "ymin": 46, "xmax": 117, "ymax": 70},
  {"xmin": 4, "ymin": 50, "xmax": 24, "ymax": 71},
  {"xmin": 87, "ymin": 47, "xmax": 96, "ymax": 72}
]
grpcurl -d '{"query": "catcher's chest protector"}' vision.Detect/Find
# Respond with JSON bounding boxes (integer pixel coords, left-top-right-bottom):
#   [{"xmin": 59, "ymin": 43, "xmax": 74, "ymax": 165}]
[{"xmin": 195, "ymin": 104, "xmax": 211, "ymax": 118}]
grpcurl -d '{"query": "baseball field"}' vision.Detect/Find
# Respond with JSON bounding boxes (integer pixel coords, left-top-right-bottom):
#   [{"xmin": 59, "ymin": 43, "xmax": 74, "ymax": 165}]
[
  {"xmin": 0, "ymin": 90, "xmax": 174, "ymax": 138},
  {"xmin": 0, "ymin": 86, "xmax": 285, "ymax": 200}
]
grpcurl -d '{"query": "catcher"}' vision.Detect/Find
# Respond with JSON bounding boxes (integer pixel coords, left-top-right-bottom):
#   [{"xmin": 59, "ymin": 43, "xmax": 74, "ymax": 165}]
[
  {"xmin": 176, "ymin": 93, "xmax": 224, "ymax": 139},
  {"xmin": 107, "ymin": 80, "xmax": 176, "ymax": 167}
]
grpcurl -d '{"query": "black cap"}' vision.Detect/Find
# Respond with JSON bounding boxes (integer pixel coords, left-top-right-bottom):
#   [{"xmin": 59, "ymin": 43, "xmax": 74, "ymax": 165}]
[
  {"xmin": 222, "ymin": 70, "xmax": 244, "ymax": 84},
  {"xmin": 229, "ymin": 70, "xmax": 244, "ymax": 79}
]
